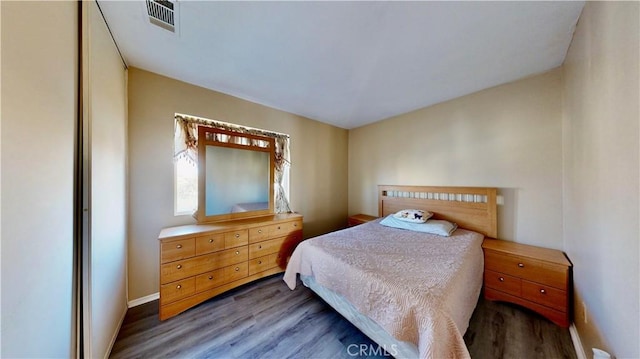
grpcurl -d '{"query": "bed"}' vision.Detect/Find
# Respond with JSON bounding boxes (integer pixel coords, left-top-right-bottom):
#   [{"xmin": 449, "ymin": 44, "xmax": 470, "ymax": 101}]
[{"xmin": 283, "ymin": 185, "xmax": 498, "ymax": 359}]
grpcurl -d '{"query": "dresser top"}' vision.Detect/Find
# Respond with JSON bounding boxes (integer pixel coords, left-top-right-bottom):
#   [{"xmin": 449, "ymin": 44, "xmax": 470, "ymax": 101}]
[
  {"xmin": 159, "ymin": 213, "xmax": 302, "ymax": 240},
  {"xmin": 482, "ymin": 238, "xmax": 572, "ymax": 267}
]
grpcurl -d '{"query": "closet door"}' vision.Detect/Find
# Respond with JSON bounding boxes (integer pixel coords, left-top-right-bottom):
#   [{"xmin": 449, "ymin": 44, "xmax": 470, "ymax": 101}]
[
  {"xmin": 82, "ymin": 2, "xmax": 128, "ymax": 358},
  {"xmin": 1, "ymin": 2, "xmax": 77, "ymax": 357}
]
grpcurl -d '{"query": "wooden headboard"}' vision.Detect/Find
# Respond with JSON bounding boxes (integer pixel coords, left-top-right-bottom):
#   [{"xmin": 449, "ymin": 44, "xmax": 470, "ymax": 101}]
[{"xmin": 378, "ymin": 185, "xmax": 498, "ymax": 238}]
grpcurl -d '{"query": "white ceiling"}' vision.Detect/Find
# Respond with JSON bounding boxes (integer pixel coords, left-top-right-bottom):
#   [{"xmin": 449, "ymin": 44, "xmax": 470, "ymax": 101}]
[{"xmin": 99, "ymin": 1, "xmax": 584, "ymax": 129}]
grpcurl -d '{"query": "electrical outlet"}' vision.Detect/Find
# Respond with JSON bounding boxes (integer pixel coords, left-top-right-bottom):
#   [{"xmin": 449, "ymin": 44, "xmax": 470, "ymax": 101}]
[{"xmin": 582, "ymin": 301, "xmax": 588, "ymax": 324}]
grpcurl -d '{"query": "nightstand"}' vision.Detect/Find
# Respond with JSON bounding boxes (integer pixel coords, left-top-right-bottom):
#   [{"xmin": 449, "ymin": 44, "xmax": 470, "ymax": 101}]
[
  {"xmin": 482, "ymin": 238, "xmax": 572, "ymax": 327},
  {"xmin": 347, "ymin": 214, "xmax": 378, "ymax": 227}
]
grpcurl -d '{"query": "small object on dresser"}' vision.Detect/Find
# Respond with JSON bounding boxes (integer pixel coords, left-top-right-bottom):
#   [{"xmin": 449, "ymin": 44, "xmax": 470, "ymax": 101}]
[
  {"xmin": 482, "ymin": 238, "xmax": 573, "ymax": 327},
  {"xmin": 347, "ymin": 214, "xmax": 378, "ymax": 227}
]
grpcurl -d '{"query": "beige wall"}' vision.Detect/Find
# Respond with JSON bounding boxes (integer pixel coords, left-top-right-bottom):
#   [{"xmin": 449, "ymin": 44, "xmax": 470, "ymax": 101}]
[
  {"xmin": 349, "ymin": 69, "xmax": 564, "ymax": 249},
  {"xmin": 1, "ymin": 2, "xmax": 77, "ymax": 356},
  {"xmin": 85, "ymin": 2, "xmax": 128, "ymax": 358},
  {"xmin": 127, "ymin": 68, "xmax": 348, "ymax": 300},
  {"xmin": 562, "ymin": 2, "xmax": 639, "ymax": 357}
]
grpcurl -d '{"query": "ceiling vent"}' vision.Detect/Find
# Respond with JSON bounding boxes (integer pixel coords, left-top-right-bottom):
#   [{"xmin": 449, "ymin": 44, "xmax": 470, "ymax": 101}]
[{"xmin": 146, "ymin": 0, "xmax": 176, "ymax": 32}]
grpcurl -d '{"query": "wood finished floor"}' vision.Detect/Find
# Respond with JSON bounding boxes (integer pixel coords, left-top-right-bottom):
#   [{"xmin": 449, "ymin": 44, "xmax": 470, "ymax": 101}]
[{"xmin": 110, "ymin": 275, "xmax": 577, "ymax": 359}]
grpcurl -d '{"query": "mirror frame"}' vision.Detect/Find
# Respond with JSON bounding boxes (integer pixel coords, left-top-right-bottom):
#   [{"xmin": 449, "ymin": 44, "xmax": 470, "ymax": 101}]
[{"xmin": 196, "ymin": 126, "xmax": 275, "ymax": 223}]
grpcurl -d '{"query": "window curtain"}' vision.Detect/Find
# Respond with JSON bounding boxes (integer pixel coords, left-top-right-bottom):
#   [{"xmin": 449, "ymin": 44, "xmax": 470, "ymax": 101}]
[{"xmin": 174, "ymin": 114, "xmax": 292, "ymax": 213}]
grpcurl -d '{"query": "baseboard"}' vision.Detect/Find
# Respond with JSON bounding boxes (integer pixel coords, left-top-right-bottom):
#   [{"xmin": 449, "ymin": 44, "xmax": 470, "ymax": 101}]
[
  {"xmin": 570, "ymin": 323, "xmax": 587, "ymax": 359},
  {"xmin": 128, "ymin": 292, "xmax": 159, "ymax": 308},
  {"xmin": 104, "ymin": 304, "xmax": 127, "ymax": 359}
]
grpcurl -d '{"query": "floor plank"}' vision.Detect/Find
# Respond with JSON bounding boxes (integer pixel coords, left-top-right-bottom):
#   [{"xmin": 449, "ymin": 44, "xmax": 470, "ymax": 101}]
[{"xmin": 110, "ymin": 275, "xmax": 577, "ymax": 359}]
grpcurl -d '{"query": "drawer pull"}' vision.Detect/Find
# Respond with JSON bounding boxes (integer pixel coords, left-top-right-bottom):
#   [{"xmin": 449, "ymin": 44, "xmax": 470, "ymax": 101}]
[
  {"xmin": 540, "ymin": 289, "xmax": 546, "ymax": 294},
  {"xmin": 499, "ymin": 277, "xmax": 504, "ymax": 282},
  {"xmin": 258, "ymin": 229, "xmax": 263, "ymax": 233},
  {"xmin": 176, "ymin": 264, "xmax": 182, "ymax": 269},
  {"xmin": 277, "ymin": 226, "xmax": 281, "ymax": 230},
  {"xmin": 208, "ymin": 276, "xmax": 213, "ymax": 280},
  {"xmin": 235, "ymin": 250, "xmax": 240, "ymax": 255},
  {"xmin": 518, "ymin": 263, "xmax": 525, "ymax": 268},
  {"xmin": 258, "ymin": 245, "xmax": 262, "ymax": 249},
  {"xmin": 176, "ymin": 244, "xmax": 182, "ymax": 249},
  {"xmin": 235, "ymin": 267, "xmax": 240, "ymax": 271},
  {"xmin": 176, "ymin": 285, "xmax": 182, "ymax": 289},
  {"xmin": 235, "ymin": 233, "xmax": 240, "ymax": 238},
  {"xmin": 294, "ymin": 223, "xmax": 297, "ymax": 227},
  {"xmin": 208, "ymin": 239, "xmax": 214, "ymax": 243},
  {"xmin": 258, "ymin": 260, "xmax": 262, "ymax": 264}
]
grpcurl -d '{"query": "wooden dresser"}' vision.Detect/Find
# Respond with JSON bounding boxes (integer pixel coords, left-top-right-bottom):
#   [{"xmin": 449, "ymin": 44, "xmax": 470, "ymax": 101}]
[
  {"xmin": 158, "ymin": 213, "xmax": 303, "ymax": 320},
  {"xmin": 482, "ymin": 238, "xmax": 572, "ymax": 327}
]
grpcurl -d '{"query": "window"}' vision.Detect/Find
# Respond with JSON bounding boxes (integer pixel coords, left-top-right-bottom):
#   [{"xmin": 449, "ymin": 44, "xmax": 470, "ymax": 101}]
[{"xmin": 174, "ymin": 156, "xmax": 197, "ymax": 215}]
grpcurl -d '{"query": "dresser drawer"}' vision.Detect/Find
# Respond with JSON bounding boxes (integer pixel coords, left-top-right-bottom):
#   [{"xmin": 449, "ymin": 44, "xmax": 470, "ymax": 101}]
[
  {"xmin": 161, "ymin": 238, "xmax": 195, "ymax": 263},
  {"xmin": 522, "ymin": 279, "xmax": 567, "ymax": 312},
  {"xmin": 224, "ymin": 229, "xmax": 249, "ymax": 249},
  {"xmin": 217, "ymin": 246, "xmax": 248, "ymax": 267},
  {"xmin": 268, "ymin": 220, "xmax": 302, "ymax": 238},
  {"xmin": 249, "ymin": 226, "xmax": 270, "ymax": 243},
  {"xmin": 484, "ymin": 270, "xmax": 521, "ymax": 297},
  {"xmin": 485, "ymin": 251, "xmax": 568, "ymax": 289},
  {"xmin": 195, "ymin": 233, "xmax": 225, "ymax": 255},
  {"xmin": 223, "ymin": 261, "xmax": 249, "ymax": 282},
  {"xmin": 161, "ymin": 255, "xmax": 207, "ymax": 284},
  {"xmin": 194, "ymin": 268, "xmax": 225, "ymax": 292},
  {"xmin": 160, "ymin": 277, "xmax": 195, "ymax": 304},
  {"xmin": 161, "ymin": 246, "xmax": 248, "ymax": 284},
  {"xmin": 249, "ymin": 237, "xmax": 284, "ymax": 259},
  {"xmin": 248, "ymin": 254, "xmax": 278, "ymax": 275}
]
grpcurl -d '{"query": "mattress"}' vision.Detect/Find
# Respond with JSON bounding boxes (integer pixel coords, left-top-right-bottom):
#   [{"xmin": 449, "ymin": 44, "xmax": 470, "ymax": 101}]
[
  {"xmin": 301, "ymin": 274, "xmax": 419, "ymax": 358},
  {"xmin": 283, "ymin": 220, "xmax": 484, "ymax": 359}
]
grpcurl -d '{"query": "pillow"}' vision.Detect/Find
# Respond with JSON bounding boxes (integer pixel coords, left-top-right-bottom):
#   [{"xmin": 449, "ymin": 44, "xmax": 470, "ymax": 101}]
[
  {"xmin": 379, "ymin": 215, "xmax": 458, "ymax": 237},
  {"xmin": 393, "ymin": 209, "xmax": 432, "ymax": 223}
]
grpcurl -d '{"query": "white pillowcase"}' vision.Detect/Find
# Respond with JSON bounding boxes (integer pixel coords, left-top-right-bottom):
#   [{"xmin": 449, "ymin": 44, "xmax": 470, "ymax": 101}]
[
  {"xmin": 380, "ymin": 215, "xmax": 458, "ymax": 237},
  {"xmin": 393, "ymin": 209, "xmax": 432, "ymax": 223}
]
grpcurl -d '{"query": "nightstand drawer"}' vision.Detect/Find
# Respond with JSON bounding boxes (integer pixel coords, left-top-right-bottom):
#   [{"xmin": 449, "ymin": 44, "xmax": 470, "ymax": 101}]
[
  {"xmin": 484, "ymin": 270, "xmax": 521, "ymax": 297},
  {"xmin": 522, "ymin": 280, "xmax": 567, "ymax": 312},
  {"xmin": 485, "ymin": 251, "xmax": 567, "ymax": 289}
]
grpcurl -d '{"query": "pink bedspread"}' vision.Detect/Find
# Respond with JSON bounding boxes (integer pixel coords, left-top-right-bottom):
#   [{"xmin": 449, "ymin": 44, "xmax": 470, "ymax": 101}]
[{"xmin": 283, "ymin": 220, "xmax": 484, "ymax": 359}]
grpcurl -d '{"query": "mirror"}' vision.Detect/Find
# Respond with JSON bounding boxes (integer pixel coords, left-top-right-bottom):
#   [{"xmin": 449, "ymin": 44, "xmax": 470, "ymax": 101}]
[
  {"xmin": 197, "ymin": 127, "xmax": 275, "ymax": 223},
  {"xmin": 205, "ymin": 145, "xmax": 270, "ymax": 216}
]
